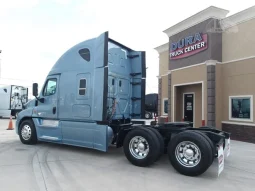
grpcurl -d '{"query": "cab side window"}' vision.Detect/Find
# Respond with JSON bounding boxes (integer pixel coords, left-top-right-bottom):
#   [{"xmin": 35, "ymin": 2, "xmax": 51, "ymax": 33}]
[
  {"xmin": 44, "ymin": 79, "xmax": 57, "ymax": 96},
  {"xmin": 79, "ymin": 79, "xmax": 86, "ymax": 95}
]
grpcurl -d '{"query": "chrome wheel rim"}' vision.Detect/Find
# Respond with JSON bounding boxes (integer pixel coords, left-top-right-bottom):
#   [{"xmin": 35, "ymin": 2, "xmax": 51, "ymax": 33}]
[
  {"xmin": 175, "ymin": 141, "xmax": 201, "ymax": 167},
  {"xmin": 129, "ymin": 136, "xmax": 149, "ymax": 159},
  {"xmin": 21, "ymin": 125, "xmax": 32, "ymax": 140}
]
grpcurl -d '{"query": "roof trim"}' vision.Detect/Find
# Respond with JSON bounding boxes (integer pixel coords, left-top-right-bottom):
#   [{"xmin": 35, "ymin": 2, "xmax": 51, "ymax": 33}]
[
  {"xmin": 154, "ymin": 43, "xmax": 168, "ymax": 54},
  {"xmin": 221, "ymin": 6, "xmax": 255, "ymax": 29},
  {"xmin": 163, "ymin": 6, "xmax": 229, "ymax": 37},
  {"xmin": 220, "ymin": 55, "xmax": 255, "ymax": 64}
]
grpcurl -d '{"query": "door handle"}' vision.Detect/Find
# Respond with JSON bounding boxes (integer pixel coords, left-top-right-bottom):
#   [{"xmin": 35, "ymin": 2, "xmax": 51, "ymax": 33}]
[{"xmin": 53, "ymin": 107, "xmax": 56, "ymax": 114}]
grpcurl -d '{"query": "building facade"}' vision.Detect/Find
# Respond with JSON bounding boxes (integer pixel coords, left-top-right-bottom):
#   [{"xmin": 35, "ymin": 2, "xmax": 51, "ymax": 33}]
[{"xmin": 155, "ymin": 6, "xmax": 255, "ymax": 143}]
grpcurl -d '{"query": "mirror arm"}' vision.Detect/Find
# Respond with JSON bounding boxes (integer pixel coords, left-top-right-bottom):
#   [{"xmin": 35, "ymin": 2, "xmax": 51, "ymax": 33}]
[{"xmin": 34, "ymin": 96, "xmax": 44, "ymax": 103}]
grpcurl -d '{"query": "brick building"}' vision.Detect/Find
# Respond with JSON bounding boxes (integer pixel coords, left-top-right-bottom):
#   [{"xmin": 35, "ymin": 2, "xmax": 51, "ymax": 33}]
[{"xmin": 154, "ymin": 6, "xmax": 255, "ymax": 143}]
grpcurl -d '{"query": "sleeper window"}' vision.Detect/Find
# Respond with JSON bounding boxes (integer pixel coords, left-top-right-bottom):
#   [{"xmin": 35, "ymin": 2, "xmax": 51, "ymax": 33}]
[
  {"xmin": 79, "ymin": 79, "xmax": 86, "ymax": 95},
  {"xmin": 79, "ymin": 48, "xmax": 90, "ymax": 62},
  {"xmin": 44, "ymin": 79, "xmax": 57, "ymax": 96}
]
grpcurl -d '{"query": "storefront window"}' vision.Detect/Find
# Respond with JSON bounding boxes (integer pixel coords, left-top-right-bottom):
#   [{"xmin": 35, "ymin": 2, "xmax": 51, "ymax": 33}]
[
  {"xmin": 229, "ymin": 96, "xmax": 253, "ymax": 122},
  {"xmin": 163, "ymin": 98, "xmax": 168, "ymax": 115}
]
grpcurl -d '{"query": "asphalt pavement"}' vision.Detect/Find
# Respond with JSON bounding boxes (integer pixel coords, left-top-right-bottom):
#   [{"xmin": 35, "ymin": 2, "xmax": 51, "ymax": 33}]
[{"xmin": 0, "ymin": 119, "xmax": 255, "ymax": 191}]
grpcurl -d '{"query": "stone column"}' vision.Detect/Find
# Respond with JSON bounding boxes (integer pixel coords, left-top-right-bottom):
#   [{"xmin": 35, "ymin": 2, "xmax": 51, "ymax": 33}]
[
  {"xmin": 158, "ymin": 78, "xmax": 162, "ymax": 116},
  {"xmin": 207, "ymin": 61, "xmax": 216, "ymax": 127},
  {"xmin": 168, "ymin": 73, "xmax": 171, "ymax": 121}
]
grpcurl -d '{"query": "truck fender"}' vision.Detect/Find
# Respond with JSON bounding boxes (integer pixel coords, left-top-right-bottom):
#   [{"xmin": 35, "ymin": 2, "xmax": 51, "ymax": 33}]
[
  {"xmin": 15, "ymin": 108, "xmax": 34, "ymax": 134},
  {"xmin": 115, "ymin": 126, "xmax": 136, "ymax": 148}
]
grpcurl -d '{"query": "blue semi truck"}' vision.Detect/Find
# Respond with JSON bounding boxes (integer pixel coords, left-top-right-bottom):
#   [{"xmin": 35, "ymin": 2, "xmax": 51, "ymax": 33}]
[{"xmin": 15, "ymin": 32, "xmax": 230, "ymax": 177}]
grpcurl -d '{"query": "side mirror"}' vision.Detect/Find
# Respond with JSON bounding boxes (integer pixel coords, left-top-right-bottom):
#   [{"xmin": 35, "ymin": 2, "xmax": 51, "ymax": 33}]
[{"xmin": 32, "ymin": 83, "xmax": 38, "ymax": 97}]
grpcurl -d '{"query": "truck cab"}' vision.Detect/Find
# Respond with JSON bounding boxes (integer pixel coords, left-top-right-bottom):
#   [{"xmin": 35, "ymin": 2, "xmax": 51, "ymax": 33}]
[{"xmin": 15, "ymin": 31, "xmax": 146, "ymax": 152}]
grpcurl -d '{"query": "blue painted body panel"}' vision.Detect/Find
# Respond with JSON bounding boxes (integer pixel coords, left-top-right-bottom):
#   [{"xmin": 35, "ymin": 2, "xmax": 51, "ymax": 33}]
[
  {"xmin": 33, "ymin": 118, "xmax": 62, "ymax": 142},
  {"xmin": 16, "ymin": 31, "xmax": 145, "ymax": 152},
  {"xmin": 60, "ymin": 121, "xmax": 111, "ymax": 152},
  {"xmin": 108, "ymin": 43, "xmax": 131, "ymax": 119}
]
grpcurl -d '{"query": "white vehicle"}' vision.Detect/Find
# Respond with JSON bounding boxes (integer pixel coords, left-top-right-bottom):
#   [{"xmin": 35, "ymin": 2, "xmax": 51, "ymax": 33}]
[{"xmin": 0, "ymin": 85, "xmax": 28, "ymax": 118}]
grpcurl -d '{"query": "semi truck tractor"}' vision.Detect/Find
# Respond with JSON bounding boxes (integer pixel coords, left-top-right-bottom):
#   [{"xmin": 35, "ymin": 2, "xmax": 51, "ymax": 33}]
[
  {"xmin": 15, "ymin": 31, "xmax": 230, "ymax": 177},
  {"xmin": 0, "ymin": 85, "xmax": 28, "ymax": 118}
]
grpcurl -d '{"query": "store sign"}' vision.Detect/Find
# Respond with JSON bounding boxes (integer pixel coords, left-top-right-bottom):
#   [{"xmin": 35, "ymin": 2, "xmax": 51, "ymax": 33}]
[
  {"xmin": 186, "ymin": 102, "xmax": 192, "ymax": 110},
  {"xmin": 170, "ymin": 33, "xmax": 208, "ymax": 60}
]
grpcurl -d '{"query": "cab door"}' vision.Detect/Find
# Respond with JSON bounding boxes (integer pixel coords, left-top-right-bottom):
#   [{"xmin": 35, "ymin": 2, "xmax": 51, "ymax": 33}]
[{"xmin": 33, "ymin": 75, "xmax": 61, "ymax": 142}]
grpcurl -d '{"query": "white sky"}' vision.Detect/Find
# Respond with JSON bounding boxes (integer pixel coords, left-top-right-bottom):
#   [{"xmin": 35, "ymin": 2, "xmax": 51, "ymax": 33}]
[{"xmin": 0, "ymin": 0, "xmax": 254, "ymax": 97}]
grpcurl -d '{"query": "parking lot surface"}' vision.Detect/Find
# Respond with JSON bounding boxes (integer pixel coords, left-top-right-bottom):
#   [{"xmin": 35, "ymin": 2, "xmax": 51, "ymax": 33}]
[{"xmin": 0, "ymin": 119, "xmax": 255, "ymax": 191}]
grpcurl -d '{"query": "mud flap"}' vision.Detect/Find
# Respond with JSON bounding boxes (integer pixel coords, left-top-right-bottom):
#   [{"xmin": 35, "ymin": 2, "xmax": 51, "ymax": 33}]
[
  {"xmin": 217, "ymin": 137, "xmax": 230, "ymax": 176},
  {"xmin": 225, "ymin": 138, "xmax": 231, "ymax": 157},
  {"xmin": 217, "ymin": 144, "xmax": 224, "ymax": 176}
]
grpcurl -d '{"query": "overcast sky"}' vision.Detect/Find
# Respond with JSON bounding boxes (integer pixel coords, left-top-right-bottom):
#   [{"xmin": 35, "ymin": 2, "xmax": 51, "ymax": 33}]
[{"xmin": 0, "ymin": 0, "xmax": 254, "ymax": 96}]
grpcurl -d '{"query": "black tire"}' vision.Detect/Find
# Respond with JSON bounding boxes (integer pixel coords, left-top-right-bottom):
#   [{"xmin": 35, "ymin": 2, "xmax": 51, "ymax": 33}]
[
  {"xmin": 123, "ymin": 127, "xmax": 160, "ymax": 167},
  {"xmin": 150, "ymin": 121, "xmax": 157, "ymax": 126},
  {"xmin": 191, "ymin": 130, "xmax": 215, "ymax": 164},
  {"xmin": 15, "ymin": 112, "xmax": 19, "ymax": 119},
  {"xmin": 141, "ymin": 126, "xmax": 164, "ymax": 161},
  {"xmin": 13, "ymin": 112, "xmax": 19, "ymax": 119},
  {"xmin": 200, "ymin": 126, "xmax": 213, "ymax": 129},
  {"xmin": 145, "ymin": 112, "xmax": 152, "ymax": 119},
  {"xmin": 19, "ymin": 119, "xmax": 37, "ymax": 145},
  {"xmin": 167, "ymin": 131, "xmax": 213, "ymax": 176}
]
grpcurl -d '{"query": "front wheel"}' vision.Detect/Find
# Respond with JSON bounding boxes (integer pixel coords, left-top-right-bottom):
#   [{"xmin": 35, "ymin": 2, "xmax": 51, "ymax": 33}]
[
  {"xmin": 168, "ymin": 131, "xmax": 213, "ymax": 176},
  {"xmin": 19, "ymin": 119, "xmax": 38, "ymax": 145}
]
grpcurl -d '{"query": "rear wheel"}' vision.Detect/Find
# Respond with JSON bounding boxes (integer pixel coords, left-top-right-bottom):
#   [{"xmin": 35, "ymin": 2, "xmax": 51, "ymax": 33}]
[
  {"xmin": 19, "ymin": 119, "xmax": 37, "ymax": 145},
  {"xmin": 168, "ymin": 131, "xmax": 213, "ymax": 176},
  {"xmin": 123, "ymin": 128, "xmax": 160, "ymax": 167},
  {"xmin": 141, "ymin": 127, "xmax": 164, "ymax": 161},
  {"xmin": 191, "ymin": 130, "xmax": 215, "ymax": 163}
]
